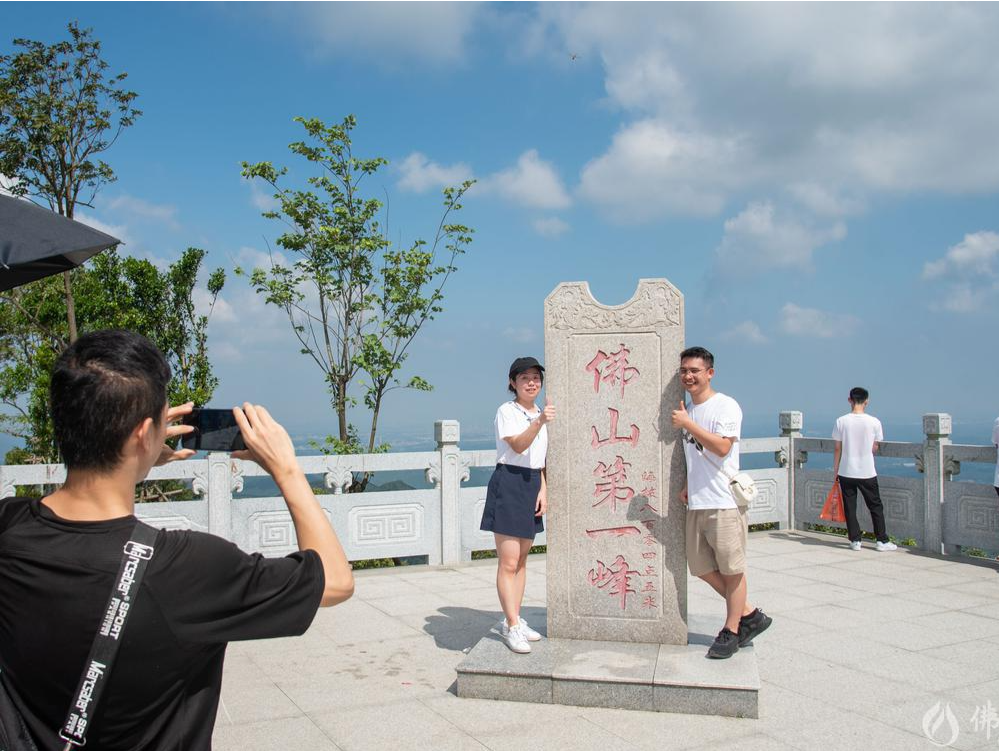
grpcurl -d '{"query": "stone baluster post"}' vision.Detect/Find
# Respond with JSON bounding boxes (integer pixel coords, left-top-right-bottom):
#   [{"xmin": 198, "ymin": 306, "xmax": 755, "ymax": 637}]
[
  {"xmin": 922, "ymin": 413, "xmax": 952, "ymax": 556},
  {"xmin": 198, "ymin": 452, "xmax": 237, "ymax": 540},
  {"xmin": 433, "ymin": 420, "xmax": 467, "ymax": 566},
  {"xmin": 779, "ymin": 411, "xmax": 804, "ymax": 531}
]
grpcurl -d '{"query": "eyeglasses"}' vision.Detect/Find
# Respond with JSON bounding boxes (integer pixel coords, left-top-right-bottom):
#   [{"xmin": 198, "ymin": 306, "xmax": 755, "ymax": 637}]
[{"xmin": 678, "ymin": 368, "xmax": 706, "ymax": 376}]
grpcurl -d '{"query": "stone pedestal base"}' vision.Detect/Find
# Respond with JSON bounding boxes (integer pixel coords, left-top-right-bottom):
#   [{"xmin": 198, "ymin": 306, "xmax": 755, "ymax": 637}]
[{"xmin": 455, "ymin": 614, "xmax": 759, "ymax": 718}]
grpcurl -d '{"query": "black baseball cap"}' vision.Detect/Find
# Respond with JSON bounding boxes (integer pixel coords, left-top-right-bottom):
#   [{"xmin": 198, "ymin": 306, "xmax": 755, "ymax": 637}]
[{"xmin": 509, "ymin": 356, "xmax": 545, "ymax": 380}]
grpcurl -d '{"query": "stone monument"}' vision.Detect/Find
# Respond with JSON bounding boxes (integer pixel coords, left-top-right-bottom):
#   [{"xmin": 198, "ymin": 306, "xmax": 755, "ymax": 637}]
[
  {"xmin": 457, "ymin": 279, "xmax": 760, "ymax": 718},
  {"xmin": 544, "ymin": 279, "xmax": 687, "ymax": 645}
]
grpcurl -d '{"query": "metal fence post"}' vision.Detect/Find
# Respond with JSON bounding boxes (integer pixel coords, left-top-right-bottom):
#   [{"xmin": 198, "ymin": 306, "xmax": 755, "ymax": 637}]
[
  {"xmin": 779, "ymin": 410, "xmax": 804, "ymax": 531},
  {"xmin": 922, "ymin": 413, "xmax": 952, "ymax": 556}
]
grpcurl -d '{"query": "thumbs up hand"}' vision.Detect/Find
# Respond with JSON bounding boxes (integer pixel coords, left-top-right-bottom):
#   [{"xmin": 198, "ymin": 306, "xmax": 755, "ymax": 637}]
[
  {"xmin": 539, "ymin": 394, "xmax": 556, "ymax": 425},
  {"xmin": 671, "ymin": 399, "xmax": 689, "ymax": 430}
]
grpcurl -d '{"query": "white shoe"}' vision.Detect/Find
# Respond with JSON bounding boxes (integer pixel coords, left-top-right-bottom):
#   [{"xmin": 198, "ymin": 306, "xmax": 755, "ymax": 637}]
[
  {"xmin": 850, "ymin": 541, "xmax": 862, "ymax": 551},
  {"xmin": 506, "ymin": 617, "xmax": 541, "ymax": 642},
  {"xmin": 500, "ymin": 622, "xmax": 531, "ymax": 654},
  {"xmin": 876, "ymin": 540, "xmax": 898, "ymax": 552}
]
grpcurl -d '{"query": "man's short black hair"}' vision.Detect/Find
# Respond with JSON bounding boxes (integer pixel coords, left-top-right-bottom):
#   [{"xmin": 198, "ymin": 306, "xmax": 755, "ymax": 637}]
[
  {"xmin": 680, "ymin": 346, "xmax": 714, "ymax": 369},
  {"xmin": 849, "ymin": 386, "xmax": 869, "ymax": 404},
  {"xmin": 51, "ymin": 329, "xmax": 171, "ymax": 471}
]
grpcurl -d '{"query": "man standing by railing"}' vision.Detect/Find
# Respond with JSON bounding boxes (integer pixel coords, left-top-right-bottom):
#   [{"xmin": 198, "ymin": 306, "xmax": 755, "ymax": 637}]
[
  {"xmin": 993, "ymin": 414, "xmax": 999, "ymax": 499},
  {"xmin": 832, "ymin": 386, "xmax": 897, "ymax": 552}
]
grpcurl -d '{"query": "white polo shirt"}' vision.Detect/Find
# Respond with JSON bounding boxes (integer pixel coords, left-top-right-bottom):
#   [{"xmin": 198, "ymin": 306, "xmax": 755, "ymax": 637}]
[{"xmin": 495, "ymin": 401, "xmax": 547, "ymax": 469}]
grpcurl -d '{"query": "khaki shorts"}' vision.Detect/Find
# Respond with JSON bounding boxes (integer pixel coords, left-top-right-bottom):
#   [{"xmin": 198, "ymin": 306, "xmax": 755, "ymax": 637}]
[{"xmin": 686, "ymin": 507, "xmax": 748, "ymax": 577}]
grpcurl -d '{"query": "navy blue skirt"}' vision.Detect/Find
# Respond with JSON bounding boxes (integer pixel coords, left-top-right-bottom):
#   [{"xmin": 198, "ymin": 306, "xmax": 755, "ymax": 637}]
[{"xmin": 480, "ymin": 463, "xmax": 544, "ymax": 540}]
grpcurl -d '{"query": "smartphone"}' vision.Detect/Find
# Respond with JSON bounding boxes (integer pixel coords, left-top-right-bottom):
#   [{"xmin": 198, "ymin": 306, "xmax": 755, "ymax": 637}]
[{"xmin": 180, "ymin": 408, "xmax": 246, "ymax": 452}]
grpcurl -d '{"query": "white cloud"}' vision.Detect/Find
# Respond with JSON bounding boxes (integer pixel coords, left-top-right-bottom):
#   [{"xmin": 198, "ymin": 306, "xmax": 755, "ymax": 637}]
[
  {"xmin": 714, "ymin": 201, "xmax": 846, "ymax": 274},
  {"xmin": 266, "ymin": 3, "xmax": 483, "ymax": 65},
  {"xmin": 106, "ymin": 195, "xmax": 179, "ymax": 228},
  {"xmin": 246, "ymin": 180, "xmax": 279, "ymax": 213},
  {"xmin": 397, "ymin": 152, "xmax": 474, "ymax": 193},
  {"xmin": 478, "ymin": 150, "xmax": 571, "ymax": 210},
  {"xmin": 0, "ymin": 173, "xmax": 20, "ymax": 197},
  {"xmin": 527, "ymin": 4, "xmax": 999, "ymax": 220},
  {"xmin": 74, "ymin": 212, "xmax": 132, "ymax": 248},
  {"xmin": 531, "ymin": 217, "xmax": 569, "ymax": 237},
  {"xmin": 922, "ymin": 231, "xmax": 999, "ymax": 313},
  {"xmin": 788, "ymin": 183, "xmax": 864, "ymax": 218},
  {"xmin": 721, "ymin": 321, "xmax": 768, "ymax": 344},
  {"xmin": 577, "ymin": 120, "xmax": 747, "ymax": 219},
  {"xmin": 193, "ymin": 286, "xmax": 236, "ymax": 324},
  {"xmin": 922, "ymin": 231, "xmax": 999, "ymax": 280},
  {"xmin": 779, "ymin": 303, "xmax": 859, "ymax": 339},
  {"xmin": 502, "ymin": 326, "xmax": 537, "ymax": 344}
]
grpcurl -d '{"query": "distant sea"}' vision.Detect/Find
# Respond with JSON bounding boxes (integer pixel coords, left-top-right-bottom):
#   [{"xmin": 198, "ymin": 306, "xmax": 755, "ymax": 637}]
[
  {"xmin": 230, "ymin": 414, "xmax": 997, "ymax": 499},
  {"xmin": 4, "ymin": 414, "xmax": 995, "ymax": 498}
]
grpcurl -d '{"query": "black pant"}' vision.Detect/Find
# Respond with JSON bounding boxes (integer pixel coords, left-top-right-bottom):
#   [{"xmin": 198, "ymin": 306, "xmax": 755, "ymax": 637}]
[{"xmin": 837, "ymin": 475, "xmax": 889, "ymax": 543}]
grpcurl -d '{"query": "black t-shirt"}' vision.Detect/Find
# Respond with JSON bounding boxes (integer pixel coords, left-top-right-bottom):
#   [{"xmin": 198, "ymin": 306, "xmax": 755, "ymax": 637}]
[{"xmin": 0, "ymin": 497, "xmax": 324, "ymax": 750}]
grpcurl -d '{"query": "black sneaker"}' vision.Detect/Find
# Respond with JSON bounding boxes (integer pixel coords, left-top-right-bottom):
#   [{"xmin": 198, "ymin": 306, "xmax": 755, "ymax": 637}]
[
  {"xmin": 738, "ymin": 608, "xmax": 773, "ymax": 647},
  {"xmin": 707, "ymin": 628, "xmax": 739, "ymax": 659}
]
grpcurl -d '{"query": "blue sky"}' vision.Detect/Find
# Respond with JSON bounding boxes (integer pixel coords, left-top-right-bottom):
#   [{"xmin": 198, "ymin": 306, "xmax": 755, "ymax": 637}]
[{"xmin": 3, "ymin": 3, "xmax": 998, "ymax": 447}]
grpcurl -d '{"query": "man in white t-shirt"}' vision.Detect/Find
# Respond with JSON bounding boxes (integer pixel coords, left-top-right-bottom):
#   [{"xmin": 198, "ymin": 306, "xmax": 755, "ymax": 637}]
[
  {"xmin": 993, "ymin": 416, "xmax": 999, "ymax": 499},
  {"xmin": 832, "ymin": 387, "xmax": 897, "ymax": 552},
  {"xmin": 671, "ymin": 346, "xmax": 771, "ymax": 660}
]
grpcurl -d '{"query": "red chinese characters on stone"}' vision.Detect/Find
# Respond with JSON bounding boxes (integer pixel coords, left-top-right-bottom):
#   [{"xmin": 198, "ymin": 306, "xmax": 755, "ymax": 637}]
[
  {"xmin": 592, "ymin": 456, "xmax": 635, "ymax": 512},
  {"xmin": 585, "ymin": 345, "xmax": 639, "ymax": 397},
  {"xmin": 591, "ymin": 408, "xmax": 640, "ymax": 449},
  {"xmin": 642, "ymin": 595, "xmax": 657, "ymax": 609},
  {"xmin": 587, "ymin": 555, "xmax": 639, "ymax": 610}
]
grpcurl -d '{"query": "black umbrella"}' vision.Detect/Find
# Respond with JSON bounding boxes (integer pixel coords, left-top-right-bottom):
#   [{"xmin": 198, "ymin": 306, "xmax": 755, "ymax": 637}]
[{"xmin": 0, "ymin": 193, "xmax": 121, "ymax": 292}]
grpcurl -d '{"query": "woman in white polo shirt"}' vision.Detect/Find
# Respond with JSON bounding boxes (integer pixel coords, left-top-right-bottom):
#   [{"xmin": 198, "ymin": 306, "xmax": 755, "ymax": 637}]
[{"xmin": 480, "ymin": 357, "xmax": 555, "ymax": 654}]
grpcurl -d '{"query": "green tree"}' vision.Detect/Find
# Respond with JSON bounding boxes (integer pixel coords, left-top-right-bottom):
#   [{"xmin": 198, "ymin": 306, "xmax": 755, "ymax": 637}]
[
  {"xmin": 240, "ymin": 115, "xmax": 474, "ymax": 484},
  {"xmin": 0, "ymin": 248, "xmax": 225, "ymax": 467},
  {"xmin": 0, "ymin": 21, "xmax": 141, "ymax": 342}
]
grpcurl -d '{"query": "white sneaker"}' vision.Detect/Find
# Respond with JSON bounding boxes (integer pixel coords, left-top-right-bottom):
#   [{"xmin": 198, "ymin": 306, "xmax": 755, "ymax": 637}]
[
  {"xmin": 507, "ymin": 617, "xmax": 541, "ymax": 642},
  {"xmin": 500, "ymin": 622, "xmax": 531, "ymax": 654},
  {"xmin": 850, "ymin": 541, "xmax": 862, "ymax": 551},
  {"xmin": 876, "ymin": 541, "xmax": 898, "ymax": 552}
]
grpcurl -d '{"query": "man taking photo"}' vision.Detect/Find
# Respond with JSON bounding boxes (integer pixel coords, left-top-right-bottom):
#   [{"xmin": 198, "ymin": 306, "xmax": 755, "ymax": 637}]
[{"xmin": 0, "ymin": 329, "xmax": 354, "ymax": 749}]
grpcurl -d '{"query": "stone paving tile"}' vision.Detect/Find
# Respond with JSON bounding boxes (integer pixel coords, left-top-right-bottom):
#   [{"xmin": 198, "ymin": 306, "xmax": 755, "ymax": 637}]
[
  {"xmin": 574, "ymin": 704, "xmax": 755, "ymax": 751},
  {"xmin": 216, "ymin": 651, "xmax": 303, "ymax": 726},
  {"xmin": 309, "ymin": 598, "xmax": 425, "ymax": 645},
  {"xmin": 773, "ymin": 602, "xmax": 884, "ymax": 629},
  {"xmin": 896, "ymin": 585, "xmax": 997, "ymax": 610},
  {"xmin": 946, "ymin": 579, "xmax": 999, "ymax": 600},
  {"xmin": 353, "ymin": 574, "xmax": 431, "ymax": 600},
  {"xmin": 839, "ymin": 619, "xmax": 977, "ymax": 652},
  {"xmin": 310, "ymin": 699, "xmax": 488, "ymax": 751},
  {"xmin": 832, "ymin": 592, "xmax": 951, "ymax": 620},
  {"xmin": 365, "ymin": 590, "xmax": 465, "ymax": 617},
  {"xmin": 912, "ymin": 610, "xmax": 999, "ymax": 641},
  {"xmin": 213, "ymin": 715, "xmax": 343, "ymax": 750},
  {"xmin": 960, "ymin": 600, "xmax": 999, "ymax": 619},
  {"xmin": 921, "ymin": 637, "xmax": 999, "ymax": 668},
  {"xmin": 212, "ymin": 533, "xmax": 999, "ymax": 749}
]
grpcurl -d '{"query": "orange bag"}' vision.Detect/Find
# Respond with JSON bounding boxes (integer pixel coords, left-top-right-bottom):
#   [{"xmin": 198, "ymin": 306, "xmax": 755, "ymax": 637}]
[{"xmin": 819, "ymin": 481, "xmax": 846, "ymax": 523}]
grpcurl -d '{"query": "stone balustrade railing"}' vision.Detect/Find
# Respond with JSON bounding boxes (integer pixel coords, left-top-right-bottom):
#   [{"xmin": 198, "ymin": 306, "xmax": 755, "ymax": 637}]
[{"xmin": 1, "ymin": 412, "xmax": 996, "ymax": 563}]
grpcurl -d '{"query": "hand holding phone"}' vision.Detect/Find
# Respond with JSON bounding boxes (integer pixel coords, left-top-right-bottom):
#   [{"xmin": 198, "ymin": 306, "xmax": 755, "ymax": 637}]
[
  {"xmin": 230, "ymin": 403, "xmax": 299, "ymax": 480},
  {"xmin": 181, "ymin": 408, "xmax": 246, "ymax": 452}
]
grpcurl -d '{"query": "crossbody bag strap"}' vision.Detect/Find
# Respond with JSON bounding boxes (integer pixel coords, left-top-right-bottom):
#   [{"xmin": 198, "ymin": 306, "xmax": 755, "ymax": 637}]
[
  {"xmin": 59, "ymin": 521, "xmax": 159, "ymax": 749},
  {"xmin": 693, "ymin": 438, "xmax": 736, "ymax": 482}
]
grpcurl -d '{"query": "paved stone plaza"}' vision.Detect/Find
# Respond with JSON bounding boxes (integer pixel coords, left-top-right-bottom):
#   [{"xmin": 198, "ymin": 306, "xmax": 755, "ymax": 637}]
[{"xmin": 213, "ymin": 531, "xmax": 999, "ymax": 751}]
